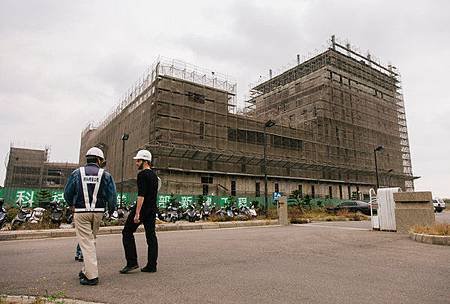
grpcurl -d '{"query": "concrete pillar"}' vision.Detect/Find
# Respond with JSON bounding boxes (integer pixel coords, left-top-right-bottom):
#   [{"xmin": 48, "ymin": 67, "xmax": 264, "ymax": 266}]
[
  {"xmin": 393, "ymin": 191, "xmax": 435, "ymax": 233},
  {"xmin": 278, "ymin": 196, "xmax": 289, "ymax": 226}
]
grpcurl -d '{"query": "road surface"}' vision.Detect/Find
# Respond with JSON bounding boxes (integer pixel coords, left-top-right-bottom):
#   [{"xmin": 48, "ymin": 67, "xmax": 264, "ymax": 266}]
[{"xmin": 1, "ymin": 222, "xmax": 449, "ymax": 304}]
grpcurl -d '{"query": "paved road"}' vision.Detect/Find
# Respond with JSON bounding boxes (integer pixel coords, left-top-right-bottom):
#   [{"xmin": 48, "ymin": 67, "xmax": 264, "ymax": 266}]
[
  {"xmin": 436, "ymin": 209, "xmax": 450, "ymax": 223},
  {"xmin": 1, "ymin": 223, "xmax": 449, "ymax": 304}
]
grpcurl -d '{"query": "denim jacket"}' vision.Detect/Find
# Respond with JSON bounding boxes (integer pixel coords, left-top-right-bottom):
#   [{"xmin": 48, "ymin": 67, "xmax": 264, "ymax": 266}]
[{"xmin": 64, "ymin": 163, "xmax": 117, "ymax": 213}]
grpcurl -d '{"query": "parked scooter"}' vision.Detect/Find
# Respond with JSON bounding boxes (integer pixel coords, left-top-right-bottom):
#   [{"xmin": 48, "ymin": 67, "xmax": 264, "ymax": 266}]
[
  {"xmin": 214, "ymin": 205, "xmax": 227, "ymax": 218},
  {"xmin": 184, "ymin": 203, "xmax": 199, "ymax": 222},
  {"xmin": 11, "ymin": 203, "xmax": 32, "ymax": 229},
  {"xmin": 240, "ymin": 204, "xmax": 257, "ymax": 218},
  {"xmin": 0, "ymin": 199, "xmax": 7, "ymax": 230},
  {"xmin": 103, "ymin": 210, "xmax": 114, "ymax": 222},
  {"xmin": 49, "ymin": 200, "xmax": 64, "ymax": 225},
  {"xmin": 29, "ymin": 207, "xmax": 46, "ymax": 224},
  {"xmin": 117, "ymin": 206, "xmax": 130, "ymax": 220},
  {"xmin": 65, "ymin": 206, "xmax": 73, "ymax": 224},
  {"xmin": 249, "ymin": 204, "xmax": 257, "ymax": 217},
  {"xmin": 103, "ymin": 206, "xmax": 129, "ymax": 222},
  {"xmin": 200, "ymin": 202, "xmax": 212, "ymax": 220},
  {"xmin": 225, "ymin": 202, "xmax": 239, "ymax": 218},
  {"xmin": 163, "ymin": 202, "xmax": 180, "ymax": 223}
]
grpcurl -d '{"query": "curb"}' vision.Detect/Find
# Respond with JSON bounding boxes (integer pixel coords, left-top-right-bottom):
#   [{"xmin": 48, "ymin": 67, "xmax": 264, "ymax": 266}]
[
  {"xmin": 0, "ymin": 295, "xmax": 103, "ymax": 304},
  {"xmin": 0, "ymin": 220, "xmax": 279, "ymax": 241},
  {"xmin": 409, "ymin": 232, "xmax": 450, "ymax": 246}
]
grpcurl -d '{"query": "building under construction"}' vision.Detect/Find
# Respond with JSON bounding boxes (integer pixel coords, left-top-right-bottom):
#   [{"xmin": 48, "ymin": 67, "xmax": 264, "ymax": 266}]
[
  {"xmin": 4, "ymin": 145, "xmax": 78, "ymax": 189},
  {"xmin": 80, "ymin": 36, "xmax": 414, "ymax": 200}
]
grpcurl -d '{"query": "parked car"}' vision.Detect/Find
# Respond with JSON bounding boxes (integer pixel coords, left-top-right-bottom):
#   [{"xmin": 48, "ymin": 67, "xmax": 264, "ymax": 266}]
[
  {"xmin": 326, "ymin": 201, "xmax": 371, "ymax": 216},
  {"xmin": 432, "ymin": 198, "xmax": 446, "ymax": 213}
]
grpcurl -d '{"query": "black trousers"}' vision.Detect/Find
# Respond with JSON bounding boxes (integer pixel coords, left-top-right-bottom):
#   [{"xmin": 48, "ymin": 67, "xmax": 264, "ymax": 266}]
[{"xmin": 122, "ymin": 208, "xmax": 158, "ymax": 268}]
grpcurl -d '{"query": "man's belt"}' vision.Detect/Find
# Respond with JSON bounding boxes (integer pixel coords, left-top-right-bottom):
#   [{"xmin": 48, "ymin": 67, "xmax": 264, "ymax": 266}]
[{"xmin": 74, "ymin": 208, "xmax": 105, "ymax": 213}]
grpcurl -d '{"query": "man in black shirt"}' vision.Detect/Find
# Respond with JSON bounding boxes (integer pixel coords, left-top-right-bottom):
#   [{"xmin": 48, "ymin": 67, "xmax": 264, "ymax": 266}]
[{"xmin": 120, "ymin": 149, "xmax": 159, "ymax": 274}]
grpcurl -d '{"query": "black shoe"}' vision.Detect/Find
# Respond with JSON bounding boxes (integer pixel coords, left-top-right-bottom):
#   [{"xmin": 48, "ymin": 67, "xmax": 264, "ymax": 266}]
[
  {"xmin": 80, "ymin": 277, "xmax": 98, "ymax": 286},
  {"xmin": 75, "ymin": 256, "xmax": 79, "ymax": 261},
  {"xmin": 141, "ymin": 266, "xmax": 157, "ymax": 273},
  {"xmin": 119, "ymin": 265, "xmax": 138, "ymax": 274},
  {"xmin": 78, "ymin": 257, "xmax": 84, "ymax": 262},
  {"xmin": 79, "ymin": 271, "xmax": 87, "ymax": 279}
]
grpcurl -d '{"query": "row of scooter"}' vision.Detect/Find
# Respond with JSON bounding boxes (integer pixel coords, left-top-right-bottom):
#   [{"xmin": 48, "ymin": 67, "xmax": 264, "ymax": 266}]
[
  {"xmin": 0, "ymin": 200, "xmax": 75, "ymax": 230},
  {"xmin": 157, "ymin": 201, "xmax": 258, "ymax": 223},
  {"xmin": 0, "ymin": 199, "xmax": 259, "ymax": 230},
  {"xmin": 0, "ymin": 199, "xmax": 128, "ymax": 230}
]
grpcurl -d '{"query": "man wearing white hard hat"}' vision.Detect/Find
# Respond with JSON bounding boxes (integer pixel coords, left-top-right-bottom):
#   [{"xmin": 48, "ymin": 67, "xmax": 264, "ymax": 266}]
[
  {"xmin": 120, "ymin": 149, "xmax": 160, "ymax": 274},
  {"xmin": 64, "ymin": 147, "xmax": 117, "ymax": 285}
]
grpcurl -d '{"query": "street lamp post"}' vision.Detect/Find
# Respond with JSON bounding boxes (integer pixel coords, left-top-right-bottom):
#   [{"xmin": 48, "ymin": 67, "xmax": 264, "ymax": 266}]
[
  {"xmin": 263, "ymin": 120, "xmax": 276, "ymax": 214},
  {"xmin": 373, "ymin": 145, "xmax": 384, "ymax": 190},
  {"xmin": 120, "ymin": 133, "xmax": 129, "ymax": 209}
]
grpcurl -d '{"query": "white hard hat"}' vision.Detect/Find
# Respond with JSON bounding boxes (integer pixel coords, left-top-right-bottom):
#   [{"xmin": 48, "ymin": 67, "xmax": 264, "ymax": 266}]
[
  {"xmin": 133, "ymin": 149, "xmax": 152, "ymax": 162},
  {"xmin": 86, "ymin": 147, "xmax": 104, "ymax": 159}
]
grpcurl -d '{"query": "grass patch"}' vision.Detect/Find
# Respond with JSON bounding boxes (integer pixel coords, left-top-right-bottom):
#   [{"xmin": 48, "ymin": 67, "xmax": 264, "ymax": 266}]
[
  {"xmin": 411, "ymin": 223, "xmax": 450, "ymax": 236},
  {"xmin": 288, "ymin": 206, "xmax": 369, "ymax": 223}
]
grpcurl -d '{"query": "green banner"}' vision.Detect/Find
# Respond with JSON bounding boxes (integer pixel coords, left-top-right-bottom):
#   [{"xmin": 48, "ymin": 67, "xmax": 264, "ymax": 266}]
[
  {"xmin": 155, "ymin": 194, "xmax": 267, "ymax": 209},
  {"xmin": 0, "ymin": 187, "xmax": 348, "ymax": 209},
  {"xmin": 0, "ymin": 187, "xmax": 270, "ymax": 209}
]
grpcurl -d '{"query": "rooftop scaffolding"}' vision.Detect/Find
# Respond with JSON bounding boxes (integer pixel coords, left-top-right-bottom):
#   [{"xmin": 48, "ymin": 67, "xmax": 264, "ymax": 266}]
[{"xmin": 82, "ymin": 57, "xmax": 237, "ymax": 137}]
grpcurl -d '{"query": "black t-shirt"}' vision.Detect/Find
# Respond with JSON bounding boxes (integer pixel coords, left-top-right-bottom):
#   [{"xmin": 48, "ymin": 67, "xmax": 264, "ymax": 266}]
[{"xmin": 137, "ymin": 169, "xmax": 158, "ymax": 218}]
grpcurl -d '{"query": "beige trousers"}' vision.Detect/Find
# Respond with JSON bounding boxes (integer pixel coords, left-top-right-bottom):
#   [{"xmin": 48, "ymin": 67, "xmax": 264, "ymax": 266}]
[{"xmin": 74, "ymin": 212, "xmax": 103, "ymax": 279}]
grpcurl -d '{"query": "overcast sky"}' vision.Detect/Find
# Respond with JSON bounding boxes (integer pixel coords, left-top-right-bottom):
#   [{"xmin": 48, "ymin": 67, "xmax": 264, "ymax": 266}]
[{"xmin": 0, "ymin": 0, "xmax": 449, "ymax": 197}]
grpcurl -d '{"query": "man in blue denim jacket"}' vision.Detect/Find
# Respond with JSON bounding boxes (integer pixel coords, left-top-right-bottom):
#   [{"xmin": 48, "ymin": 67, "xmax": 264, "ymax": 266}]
[{"xmin": 64, "ymin": 147, "xmax": 117, "ymax": 286}]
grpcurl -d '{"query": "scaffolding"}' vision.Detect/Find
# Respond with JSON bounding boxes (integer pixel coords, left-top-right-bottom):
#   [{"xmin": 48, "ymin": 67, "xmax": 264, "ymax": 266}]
[
  {"xmin": 82, "ymin": 56, "xmax": 237, "ymax": 139},
  {"xmin": 79, "ymin": 37, "xmax": 414, "ymax": 198},
  {"xmin": 4, "ymin": 146, "xmax": 48, "ymax": 188},
  {"xmin": 245, "ymin": 35, "xmax": 415, "ymax": 192},
  {"xmin": 4, "ymin": 144, "xmax": 78, "ymax": 189}
]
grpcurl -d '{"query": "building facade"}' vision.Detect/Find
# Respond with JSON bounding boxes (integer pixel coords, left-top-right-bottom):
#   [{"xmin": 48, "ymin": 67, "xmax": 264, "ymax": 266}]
[
  {"xmin": 4, "ymin": 146, "xmax": 78, "ymax": 189},
  {"xmin": 80, "ymin": 40, "xmax": 414, "ymax": 200}
]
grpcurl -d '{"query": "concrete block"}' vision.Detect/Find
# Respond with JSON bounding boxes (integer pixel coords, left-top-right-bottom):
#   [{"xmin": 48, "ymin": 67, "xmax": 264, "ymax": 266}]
[
  {"xmin": 396, "ymin": 202, "xmax": 433, "ymax": 209},
  {"xmin": 395, "ymin": 209, "xmax": 435, "ymax": 233},
  {"xmin": 393, "ymin": 191, "xmax": 432, "ymax": 203}
]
